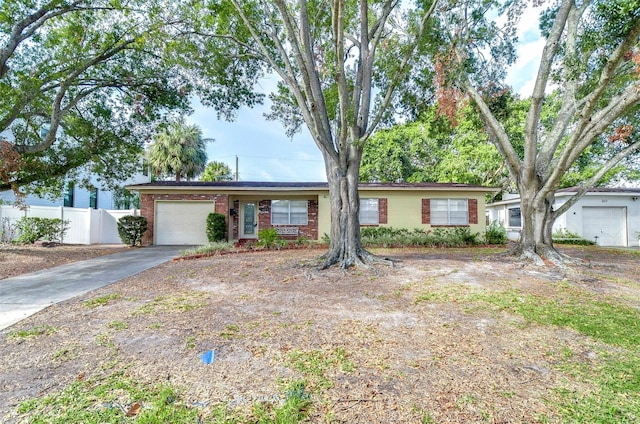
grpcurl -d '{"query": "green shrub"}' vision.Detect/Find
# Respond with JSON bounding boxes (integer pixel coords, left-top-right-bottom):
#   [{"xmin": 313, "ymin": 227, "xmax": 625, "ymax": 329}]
[
  {"xmin": 294, "ymin": 236, "xmax": 311, "ymax": 246},
  {"xmin": 552, "ymin": 227, "xmax": 596, "ymax": 245},
  {"xmin": 360, "ymin": 226, "xmax": 480, "ymax": 248},
  {"xmin": 180, "ymin": 242, "xmax": 234, "ymax": 256},
  {"xmin": 485, "ymin": 221, "xmax": 507, "ymax": 245},
  {"xmin": 257, "ymin": 228, "xmax": 287, "ymax": 248},
  {"xmin": 206, "ymin": 212, "xmax": 227, "ymax": 242},
  {"xmin": 117, "ymin": 215, "xmax": 147, "ymax": 246},
  {"xmin": 429, "ymin": 227, "xmax": 480, "ymax": 247},
  {"xmin": 554, "ymin": 237, "xmax": 596, "ymax": 246},
  {"xmin": 15, "ymin": 217, "xmax": 69, "ymax": 244}
]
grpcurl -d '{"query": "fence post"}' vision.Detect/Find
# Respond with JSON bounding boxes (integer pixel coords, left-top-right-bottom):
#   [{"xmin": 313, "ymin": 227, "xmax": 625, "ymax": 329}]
[{"xmin": 60, "ymin": 206, "xmax": 65, "ymax": 244}]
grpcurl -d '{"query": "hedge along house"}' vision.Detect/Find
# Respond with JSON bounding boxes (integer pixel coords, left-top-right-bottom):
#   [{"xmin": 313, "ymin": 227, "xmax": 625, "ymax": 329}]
[{"xmin": 126, "ymin": 181, "xmax": 499, "ymax": 245}]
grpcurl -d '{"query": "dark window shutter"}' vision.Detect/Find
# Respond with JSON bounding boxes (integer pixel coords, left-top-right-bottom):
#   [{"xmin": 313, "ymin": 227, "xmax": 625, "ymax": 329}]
[
  {"xmin": 468, "ymin": 199, "xmax": 478, "ymax": 224},
  {"xmin": 378, "ymin": 198, "xmax": 388, "ymax": 224},
  {"xmin": 422, "ymin": 199, "xmax": 430, "ymax": 224}
]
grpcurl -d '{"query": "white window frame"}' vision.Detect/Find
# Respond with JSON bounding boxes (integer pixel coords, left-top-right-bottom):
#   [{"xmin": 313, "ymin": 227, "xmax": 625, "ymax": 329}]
[
  {"xmin": 359, "ymin": 198, "xmax": 379, "ymax": 225},
  {"xmin": 271, "ymin": 200, "xmax": 308, "ymax": 225},
  {"xmin": 431, "ymin": 198, "xmax": 469, "ymax": 225}
]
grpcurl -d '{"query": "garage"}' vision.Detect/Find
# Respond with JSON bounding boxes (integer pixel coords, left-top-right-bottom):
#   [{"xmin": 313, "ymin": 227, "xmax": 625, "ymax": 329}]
[
  {"xmin": 155, "ymin": 201, "xmax": 214, "ymax": 245},
  {"xmin": 582, "ymin": 206, "xmax": 627, "ymax": 246}
]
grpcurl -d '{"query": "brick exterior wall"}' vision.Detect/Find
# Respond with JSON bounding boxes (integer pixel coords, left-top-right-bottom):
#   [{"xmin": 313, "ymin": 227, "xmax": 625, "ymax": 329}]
[
  {"xmin": 139, "ymin": 193, "xmax": 229, "ymax": 245},
  {"xmin": 256, "ymin": 199, "xmax": 319, "ymax": 240}
]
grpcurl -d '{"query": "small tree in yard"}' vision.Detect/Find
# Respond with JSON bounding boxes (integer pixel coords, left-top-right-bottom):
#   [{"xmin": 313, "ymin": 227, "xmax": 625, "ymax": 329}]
[{"xmin": 117, "ymin": 216, "xmax": 148, "ymax": 247}]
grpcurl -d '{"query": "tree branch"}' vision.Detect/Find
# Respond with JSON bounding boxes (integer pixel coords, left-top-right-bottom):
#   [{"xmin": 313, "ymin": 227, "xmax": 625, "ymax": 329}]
[
  {"xmin": 551, "ymin": 140, "xmax": 640, "ymax": 220},
  {"xmin": 549, "ymin": 82, "xmax": 640, "ymax": 186},
  {"xmin": 462, "ymin": 78, "xmax": 522, "ymax": 181},
  {"xmin": 536, "ymin": 2, "xmax": 588, "ymax": 170},
  {"xmin": 0, "ymin": 1, "xmax": 86, "ymax": 78},
  {"xmin": 523, "ymin": 0, "xmax": 573, "ymax": 181},
  {"xmin": 364, "ymin": 0, "xmax": 439, "ymax": 141}
]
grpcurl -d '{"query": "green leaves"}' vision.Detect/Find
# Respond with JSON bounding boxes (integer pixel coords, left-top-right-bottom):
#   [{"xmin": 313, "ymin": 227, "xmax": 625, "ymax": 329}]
[
  {"xmin": 361, "ymin": 104, "xmax": 508, "ymax": 189},
  {"xmin": 1, "ymin": 0, "xmax": 263, "ymax": 196},
  {"xmin": 147, "ymin": 118, "xmax": 209, "ymax": 181}
]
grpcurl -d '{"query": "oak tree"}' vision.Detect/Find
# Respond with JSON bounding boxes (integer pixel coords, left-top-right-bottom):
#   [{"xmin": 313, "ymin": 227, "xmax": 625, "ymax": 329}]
[
  {"xmin": 445, "ymin": 0, "xmax": 640, "ymax": 264},
  {"xmin": 0, "ymin": 0, "xmax": 260, "ymax": 197},
  {"xmin": 203, "ymin": 0, "xmax": 439, "ymax": 268}
]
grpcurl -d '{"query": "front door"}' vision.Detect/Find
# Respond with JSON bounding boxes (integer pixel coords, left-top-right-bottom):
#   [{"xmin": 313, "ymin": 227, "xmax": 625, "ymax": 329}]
[{"xmin": 240, "ymin": 202, "xmax": 257, "ymax": 238}]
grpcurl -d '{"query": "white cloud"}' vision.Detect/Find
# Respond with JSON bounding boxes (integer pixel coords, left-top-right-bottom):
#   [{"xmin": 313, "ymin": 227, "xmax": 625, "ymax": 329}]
[{"xmin": 505, "ymin": 4, "xmax": 546, "ymax": 97}]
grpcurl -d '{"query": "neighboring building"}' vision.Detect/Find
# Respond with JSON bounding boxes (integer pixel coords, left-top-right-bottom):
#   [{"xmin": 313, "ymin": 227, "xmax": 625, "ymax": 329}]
[
  {"xmin": 0, "ymin": 168, "xmax": 150, "ymax": 210},
  {"xmin": 486, "ymin": 188, "xmax": 640, "ymax": 247},
  {"xmin": 127, "ymin": 181, "xmax": 499, "ymax": 245}
]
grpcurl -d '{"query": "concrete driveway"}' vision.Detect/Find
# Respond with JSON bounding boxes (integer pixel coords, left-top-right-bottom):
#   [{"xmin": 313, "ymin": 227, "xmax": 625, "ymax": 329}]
[{"xmin": 0, "ymin": 246, "xmax": 183, "ymax": 330}]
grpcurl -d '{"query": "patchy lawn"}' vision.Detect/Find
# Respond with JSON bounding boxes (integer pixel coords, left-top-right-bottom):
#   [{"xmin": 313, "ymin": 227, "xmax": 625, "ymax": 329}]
[
  {"xmin": 0, "ymin": 244, "xmax": 130, "ymax": 280},
  {"xmin": 0, "ymin": 246, "xmax": 639, "ymax": 423}
]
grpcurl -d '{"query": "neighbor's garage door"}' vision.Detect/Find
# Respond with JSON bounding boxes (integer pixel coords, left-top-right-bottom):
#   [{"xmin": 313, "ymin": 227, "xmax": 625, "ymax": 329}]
[
  {"xmin": 155, "ymin": 201, "xmax": 214, "ymax": 245},
  {"xmin": 582, "ymin": 206, "xmax": 627, "ymax": 246}
]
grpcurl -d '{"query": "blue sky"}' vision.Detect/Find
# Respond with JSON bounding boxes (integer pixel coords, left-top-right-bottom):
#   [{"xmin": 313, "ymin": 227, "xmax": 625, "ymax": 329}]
[
  {"xmin": 186, "ymin": 6, "xmax": 543, "ymax": 183},
  {"xmin": 188, "ymin": 77, "xmax": 326, "ymax": 182}
]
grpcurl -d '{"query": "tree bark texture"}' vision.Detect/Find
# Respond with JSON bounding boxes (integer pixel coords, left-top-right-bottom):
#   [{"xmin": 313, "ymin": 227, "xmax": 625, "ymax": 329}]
[
  {"xmin": 231, "ymin": 0, "xmax": 433, "ymax": 268},
  {"xmin": 458, "ymin": 0, "xmax": 640, "ymax": 264}
]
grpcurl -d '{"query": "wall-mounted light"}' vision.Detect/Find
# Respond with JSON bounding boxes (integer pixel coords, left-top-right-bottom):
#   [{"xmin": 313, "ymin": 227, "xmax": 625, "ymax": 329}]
[
  {"xmin": 229, "ymin": 208, "xmax": 237, "ymax": 216},
  {"xmin": 632, "ymin": 197, "xmax": 638, "ymax": 201}
]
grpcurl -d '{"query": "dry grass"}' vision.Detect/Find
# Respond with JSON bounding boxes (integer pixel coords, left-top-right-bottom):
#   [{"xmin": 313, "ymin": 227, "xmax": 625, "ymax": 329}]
[
  {"xmin": 1, "ymin": 246, "xmax": 638, "ymax": 423},
  {"xmin": 0, "ymin": 244, "xmax": 130, "ymax": 280}
]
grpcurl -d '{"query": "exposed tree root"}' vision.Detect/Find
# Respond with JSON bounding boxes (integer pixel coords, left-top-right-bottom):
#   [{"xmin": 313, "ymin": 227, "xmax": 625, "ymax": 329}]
[
  {"xmin": 316, "ymin": 247, "xmax": 394, "ymax": 270},
  {"xmin": 508, "ymin": 242, "xmax": 584, "ymax": 269}
]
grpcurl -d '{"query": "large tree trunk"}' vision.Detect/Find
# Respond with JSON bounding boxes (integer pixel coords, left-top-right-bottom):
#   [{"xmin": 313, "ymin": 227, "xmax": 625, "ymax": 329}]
[
  {"xmin": 319, "ymin": 148, "xmax": 382, "ymax": 269},
  {"xmin": 515, "ymin": 183, "xmax": 567, "ymax": 265}
]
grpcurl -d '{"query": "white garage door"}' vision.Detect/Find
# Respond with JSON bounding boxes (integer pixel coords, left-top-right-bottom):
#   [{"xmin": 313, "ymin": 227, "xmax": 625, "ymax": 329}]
[
  {"xmin": 155, "ymin": 201, "xmax": 214, "ymax": 245},
  {"xmin": 582, "ymin": 207, "xmax": 627, "ymax": 246}
]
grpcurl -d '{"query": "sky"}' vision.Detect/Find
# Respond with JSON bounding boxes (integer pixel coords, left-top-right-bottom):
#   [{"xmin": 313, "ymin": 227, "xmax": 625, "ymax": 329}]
[{"xmin": 186, "ymin": 5, "xmax": 545, "ymax": 183}]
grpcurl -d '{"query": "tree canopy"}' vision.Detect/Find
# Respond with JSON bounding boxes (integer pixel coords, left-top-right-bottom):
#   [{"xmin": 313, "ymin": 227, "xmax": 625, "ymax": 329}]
[
  {"xmin": 200, "ymin": 161, "xmax": 233, "ymax": 182},
  {"xmin": 0, "ymin": 0, "xmax": 261, "ymax": 197},
  {"xmin": 360, "ymin": 104, "xmax": 511, "ymax": 193},
  {"xmin": 443, "ymin": 0, "xmax": 640, "ymax": 263}
]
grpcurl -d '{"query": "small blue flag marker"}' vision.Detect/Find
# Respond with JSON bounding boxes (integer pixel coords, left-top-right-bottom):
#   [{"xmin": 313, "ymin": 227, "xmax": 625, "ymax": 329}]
[{"xmin": 200, "ymin": 349, "xmax": 215, "ymax": 364}]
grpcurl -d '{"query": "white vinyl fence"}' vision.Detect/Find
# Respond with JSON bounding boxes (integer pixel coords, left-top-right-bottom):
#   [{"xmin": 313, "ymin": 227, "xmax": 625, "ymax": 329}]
[{"xmin": 0, "ymin": 205, "xmax": 139, "ymax": 245}]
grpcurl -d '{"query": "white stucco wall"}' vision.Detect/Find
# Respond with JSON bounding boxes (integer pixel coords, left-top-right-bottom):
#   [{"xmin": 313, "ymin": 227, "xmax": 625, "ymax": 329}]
[
  {"xmin": 0, "ymin": 168, "xmax": 150, "ymax": 209},
  {"xmin": 487, "ymin": 191, "xmax": 640, "ymax": 247}
]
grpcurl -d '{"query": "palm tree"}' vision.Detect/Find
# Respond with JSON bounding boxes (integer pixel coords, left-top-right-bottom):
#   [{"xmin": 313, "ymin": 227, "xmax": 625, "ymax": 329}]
[
  {"xmin": 200, "ymin": 161, "xmax": 233, "ymax": 182},
  {"xmin": 148, "ymin": 118, "xmax": 209, "ymax": 181}
]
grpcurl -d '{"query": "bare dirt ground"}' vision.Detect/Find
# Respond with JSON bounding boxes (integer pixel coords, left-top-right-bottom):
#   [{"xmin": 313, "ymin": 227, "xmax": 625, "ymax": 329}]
[
  {"xmin": 0, "ymin": 245, "xmax": 638, "ymax": 423},
  {"xmin": 0, "ymin": 244, "xmax": 130, "ymax": 280}
]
